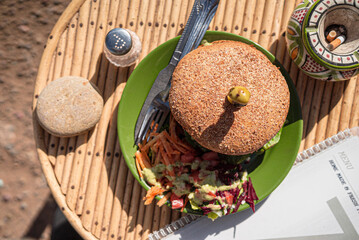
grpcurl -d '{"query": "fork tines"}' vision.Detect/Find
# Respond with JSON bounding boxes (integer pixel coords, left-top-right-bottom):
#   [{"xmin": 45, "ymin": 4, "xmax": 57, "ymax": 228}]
[{"xmin": 135, "ymin": 99, "xmax": 170, "ymax": 145}]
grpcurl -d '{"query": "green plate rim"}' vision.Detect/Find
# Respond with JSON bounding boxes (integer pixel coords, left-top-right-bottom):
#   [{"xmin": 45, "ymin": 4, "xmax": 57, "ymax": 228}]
[{"xmin": 118, "ymin": 31, "xmax": 303, "ymax": 214}]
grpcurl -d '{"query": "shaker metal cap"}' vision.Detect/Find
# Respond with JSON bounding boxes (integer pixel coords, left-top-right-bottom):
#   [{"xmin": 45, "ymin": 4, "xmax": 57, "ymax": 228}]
[{"xmin": 105, "ymin": 28, "xmax": 132, "ymax": 55}]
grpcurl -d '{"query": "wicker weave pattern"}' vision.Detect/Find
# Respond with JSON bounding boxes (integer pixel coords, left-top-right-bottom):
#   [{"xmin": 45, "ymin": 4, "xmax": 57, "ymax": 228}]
[{"xmin": 32, "ymin": 0, "xmax": 359, "ymax": 239}]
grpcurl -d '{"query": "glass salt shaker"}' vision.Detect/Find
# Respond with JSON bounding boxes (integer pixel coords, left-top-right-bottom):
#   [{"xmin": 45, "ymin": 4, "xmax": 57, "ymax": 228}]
[{"xmin": 104, "ymin": 28, "xmax": 142, "ymax": 67}]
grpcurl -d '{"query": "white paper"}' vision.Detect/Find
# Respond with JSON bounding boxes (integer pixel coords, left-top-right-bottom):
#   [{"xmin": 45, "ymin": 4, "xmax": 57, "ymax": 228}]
[{"xmin": 164, "ymin": 134, "xmax": 359, "ymax": 240}]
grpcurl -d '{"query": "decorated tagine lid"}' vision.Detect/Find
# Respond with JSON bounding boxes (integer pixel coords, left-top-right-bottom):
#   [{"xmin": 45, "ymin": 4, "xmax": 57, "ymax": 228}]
[{"xmin": 287, "ymin": 0, "xmax": 359, "ymax": 81}]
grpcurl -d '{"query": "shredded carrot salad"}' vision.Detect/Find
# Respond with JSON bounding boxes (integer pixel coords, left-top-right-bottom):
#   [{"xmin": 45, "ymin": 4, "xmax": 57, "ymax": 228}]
[{"xmin": 136, "ymin": 116, "xmax": 196, "ymax": 209}]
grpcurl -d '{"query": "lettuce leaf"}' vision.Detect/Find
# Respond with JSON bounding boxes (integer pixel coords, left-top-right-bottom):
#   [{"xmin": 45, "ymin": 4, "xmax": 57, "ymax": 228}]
[{"xmin": 262, "ymin": 127, "xmax": 283, "ymax": 151}]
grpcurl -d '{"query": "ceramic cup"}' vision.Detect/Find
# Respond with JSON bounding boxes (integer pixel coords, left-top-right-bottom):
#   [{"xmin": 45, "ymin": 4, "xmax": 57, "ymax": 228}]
[{"xmin": 286, "ymin": 0, "xmax": 359, "ymax": 81}]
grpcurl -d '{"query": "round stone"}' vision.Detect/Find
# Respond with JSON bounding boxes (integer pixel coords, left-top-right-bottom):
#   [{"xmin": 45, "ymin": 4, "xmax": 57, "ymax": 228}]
[{"xmin": 36, "ymin": 76, "xmax": 103, "ymax": 137}]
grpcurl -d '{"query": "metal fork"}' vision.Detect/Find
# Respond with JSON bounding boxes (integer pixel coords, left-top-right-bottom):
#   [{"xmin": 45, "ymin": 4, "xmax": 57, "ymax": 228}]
[{"xmin": 134, "ymin": 0, "xmax": 220, "ymax": 145}]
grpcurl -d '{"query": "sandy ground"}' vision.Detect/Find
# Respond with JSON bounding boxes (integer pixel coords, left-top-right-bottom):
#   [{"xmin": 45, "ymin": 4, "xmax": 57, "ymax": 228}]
[{"xmin": 0, "ymin": 0, "xmax": 71, "ymax": 239}]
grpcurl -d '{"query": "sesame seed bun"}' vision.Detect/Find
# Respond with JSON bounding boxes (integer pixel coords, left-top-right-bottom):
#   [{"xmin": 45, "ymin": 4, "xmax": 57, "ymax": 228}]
[{"xmin": 169, "ymin": 40, "xmax": 290, "ymax": 155}]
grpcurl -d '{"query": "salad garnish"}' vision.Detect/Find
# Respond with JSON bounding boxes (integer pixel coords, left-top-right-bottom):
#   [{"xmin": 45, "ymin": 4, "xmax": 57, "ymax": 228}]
[{"xmin": 136, "ymin": 115, "xmax": 258, "ymax": 219}]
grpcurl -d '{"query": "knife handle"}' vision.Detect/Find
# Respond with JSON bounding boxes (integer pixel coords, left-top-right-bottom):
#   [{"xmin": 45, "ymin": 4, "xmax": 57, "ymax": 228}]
[
  {"xmin": 188, "ymin": 1, "xmax": 219, "ymax": 55},
  {"xmin": 169, "ymin": 0, "xmax": 201, "ymax": 66},
  {"xmin": 169, "ymin": 0, "xmax": 220, "ymax": 67},
  {"xmin": 181, "ymin": 0, "xmax": 219, "ymax": 58}
]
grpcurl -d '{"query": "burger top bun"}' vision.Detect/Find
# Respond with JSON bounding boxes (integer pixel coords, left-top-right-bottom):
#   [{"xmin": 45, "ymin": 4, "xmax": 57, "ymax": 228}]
[{"xmin": 169, "ymin": 40, "xmax": 290, "ymax": 155}]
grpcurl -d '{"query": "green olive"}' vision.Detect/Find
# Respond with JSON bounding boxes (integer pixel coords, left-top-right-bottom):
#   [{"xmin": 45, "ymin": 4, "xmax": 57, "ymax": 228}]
[
  {"xmin": 200, "ymin": 39, "xmax": 212, "ymax": 46},
  {"xmin": 227, "ymin": 86, "xmax": 250, "ymax": 106}
]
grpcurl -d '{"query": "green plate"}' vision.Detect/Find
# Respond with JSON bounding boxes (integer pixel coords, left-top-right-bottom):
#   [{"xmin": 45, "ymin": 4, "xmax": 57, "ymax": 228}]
[{"xmin": 118, "ymin": 31, "xmax": 303, "ymax": 214}]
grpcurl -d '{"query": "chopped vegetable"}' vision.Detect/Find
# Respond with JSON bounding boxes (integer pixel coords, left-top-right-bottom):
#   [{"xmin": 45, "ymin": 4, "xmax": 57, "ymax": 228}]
[
  {"xmin": 170, "ymin": 194, "xmax": 184, "ymax": 209},
  {"xmin": 157, "ymin": 192, "xmax": 171, "ymax": 207},
  {"xmin": 143, "ymin": 186, "xmax": 165, "ymax": 205},
  {"xmin": 262, "ymin": 127, "xmax": 282, "ymax": 150},
  {"xmin": 135, "ymin": 150, "xmax": 151, "ymax": 169},
  {"xmin": 181, "ymin": 197, "xmax": 189, "ymax": 212},
  {"xmin": 207, "ymin": 212, "xmax": 219, "ymax": 221},
  {"xmin": 138, "ymin": 115, "xmax": 258, "ymax": 219},
  {"xmin": 135, "ymin": 156, "xmax": 143, "ymax": 179},
  {"xmin": 207, "ymin": 191, "xmax": 217, "ymax": 198},
  {"xmin": 180, "ymin": 153, "xmax": 195, "ymax": 163},
  {"xmin": 224, "ymin": 191, "xmax": 233, "ymax": 206}
]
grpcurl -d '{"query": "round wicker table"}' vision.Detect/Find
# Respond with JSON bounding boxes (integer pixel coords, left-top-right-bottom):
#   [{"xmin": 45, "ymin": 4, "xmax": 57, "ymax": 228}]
[{"xmin": 32, "ymin": 0, "xmax": 359, "ymax": 239}]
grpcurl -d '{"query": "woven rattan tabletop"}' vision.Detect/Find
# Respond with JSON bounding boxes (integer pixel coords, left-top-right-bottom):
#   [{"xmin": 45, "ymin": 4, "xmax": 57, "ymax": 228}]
[{"xmin": 32, "ymin": 0, "xmax": 359, "ymax": 239}]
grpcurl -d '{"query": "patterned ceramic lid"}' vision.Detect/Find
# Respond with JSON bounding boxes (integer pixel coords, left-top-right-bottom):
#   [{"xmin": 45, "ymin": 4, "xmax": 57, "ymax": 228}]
[{"xmin": 302, "ymin": 0, "xmax": 359, "ymax": 70}]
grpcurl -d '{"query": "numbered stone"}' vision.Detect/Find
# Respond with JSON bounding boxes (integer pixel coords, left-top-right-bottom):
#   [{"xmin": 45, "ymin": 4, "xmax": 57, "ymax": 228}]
[
  {"xmin": 104, "ymin": 28, "xmax": 142, "ymax": 67},
  {"xmin": 36, "ymin": 76, "xmax": 103, "ymax": 137}
]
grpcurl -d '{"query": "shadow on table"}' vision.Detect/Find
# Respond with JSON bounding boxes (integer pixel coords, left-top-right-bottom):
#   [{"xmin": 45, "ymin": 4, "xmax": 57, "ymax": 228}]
[
  {"xmin": 23, "ymin": 194, "xmax": 57, "ymax": 239},
  {"xmin": 167, "ymin": 196, "xmax": 269, "ymax": 240},
  {"xmin": 23, "ymin": 194, "xmax": 82, "ymax": 240},
  {"xmin": 51, "ymin": 207, "xmax": 83, "ymax": 240}
]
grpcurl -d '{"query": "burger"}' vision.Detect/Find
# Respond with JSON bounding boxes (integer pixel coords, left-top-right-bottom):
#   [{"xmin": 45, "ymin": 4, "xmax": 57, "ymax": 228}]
[
  {"xmin": 139, "ymin": 40, "xmax": 290, "ymax": 219},
  {"xmin": 169, "ymin": 40, "xmax": 290, "ymax": 159}
]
